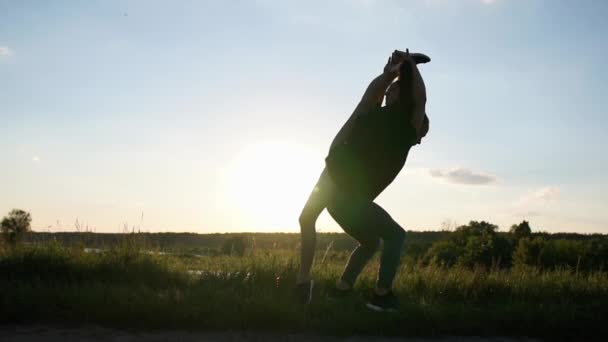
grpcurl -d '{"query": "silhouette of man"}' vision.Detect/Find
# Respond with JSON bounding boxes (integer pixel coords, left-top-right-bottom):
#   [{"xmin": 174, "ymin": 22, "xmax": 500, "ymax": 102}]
[{"xmin": 297, "ymin": 49, "xmax": 430, "ymax": 312}]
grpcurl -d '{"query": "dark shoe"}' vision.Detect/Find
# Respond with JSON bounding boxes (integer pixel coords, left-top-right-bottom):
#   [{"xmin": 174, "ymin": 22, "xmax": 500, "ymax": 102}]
[
  {"xmin": 295, "ymin": 280, "xmax": 314, "ymax": 304},
  {"xmin": 411, "ymin": 52, "xmax": 431, "ymax": 64},
  {"xmin": 366, "ymin": 291, "xmax": 400, "ymax": 313},
  {"xmin": 392, "ymin": 50, "xmax": 431, "ymax": 64}
]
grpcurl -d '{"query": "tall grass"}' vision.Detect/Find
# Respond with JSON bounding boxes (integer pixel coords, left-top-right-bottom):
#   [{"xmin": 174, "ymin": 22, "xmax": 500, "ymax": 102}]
[{"xmin": 0, "ymin": 241, "xmax": 607, "ymax": 338}]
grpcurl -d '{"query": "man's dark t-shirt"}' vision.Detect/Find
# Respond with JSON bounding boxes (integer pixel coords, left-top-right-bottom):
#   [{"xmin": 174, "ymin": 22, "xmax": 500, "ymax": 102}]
[{"xmin": 325, "ymin": 105, "xmax": 418, "ymax": 199}]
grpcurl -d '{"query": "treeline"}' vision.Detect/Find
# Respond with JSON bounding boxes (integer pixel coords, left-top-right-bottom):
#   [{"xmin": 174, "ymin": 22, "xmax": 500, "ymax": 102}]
[
  {"xmin": 24, "ymin": 220, "xmax": 608, "ymax": 271},
  {"xmin": 25, "ymin": 230, "xmax": 450, "ymax": 254}
]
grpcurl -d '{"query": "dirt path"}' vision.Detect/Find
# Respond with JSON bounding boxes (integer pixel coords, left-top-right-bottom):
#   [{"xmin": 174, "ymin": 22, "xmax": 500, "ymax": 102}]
[{"xmin": 0, "ymin": 325, "xmax": 540, "ymax": 342}]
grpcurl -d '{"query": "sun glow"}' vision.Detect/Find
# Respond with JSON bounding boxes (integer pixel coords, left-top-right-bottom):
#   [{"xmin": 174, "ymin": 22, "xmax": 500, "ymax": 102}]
[{"xmin": 222, "ymin": 141, "xmax": 323, "ymax": 231}]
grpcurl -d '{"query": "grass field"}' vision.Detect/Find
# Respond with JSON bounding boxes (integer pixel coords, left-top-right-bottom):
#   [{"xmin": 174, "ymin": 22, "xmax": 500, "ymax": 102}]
[{"xmin": 1, "ymin": 241, "xmax": 607, "ymax": 340}]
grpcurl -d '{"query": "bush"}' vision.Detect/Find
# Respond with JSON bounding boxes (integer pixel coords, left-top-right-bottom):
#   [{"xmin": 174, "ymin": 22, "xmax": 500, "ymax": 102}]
[
  {"xmin": 424, "ymin": 221, "xmax": 513, "ymax": 268},
  {"xmin": 539, "ymin": 239, "xmax": 587, "ymax": 270},
  {"xmin": 1, "ymin": 209, "xmax": 32, "ymax": 247},
  {"xmin": 585, "ymin": 239, "xmax": 608, "ymax": 270},
  {"xmin": 424, "ymin": 240, "xmax": 461, "ymax": 266},
  {"xmin": 513, "ymin": 237, "xmax": 607, "ymax": 272}
]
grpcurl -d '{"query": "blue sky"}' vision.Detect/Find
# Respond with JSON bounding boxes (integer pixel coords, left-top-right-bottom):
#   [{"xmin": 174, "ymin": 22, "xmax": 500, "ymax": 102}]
[{"xmin": 1, "ymin": 0, "xmax": 607, "ymax": 233}]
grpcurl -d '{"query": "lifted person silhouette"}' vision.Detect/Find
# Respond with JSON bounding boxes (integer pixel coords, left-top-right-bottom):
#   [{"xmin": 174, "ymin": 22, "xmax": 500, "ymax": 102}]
[{"xmin": 296, "ymin": 49, "xmax": 430, "ymax": 312}]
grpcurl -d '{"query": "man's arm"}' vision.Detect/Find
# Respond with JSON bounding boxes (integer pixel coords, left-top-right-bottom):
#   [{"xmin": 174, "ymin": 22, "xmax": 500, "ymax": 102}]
[
  {"xmin": 352, "ymin": 58, "xmax": 400, "ymax": 116},
  {"xmin": 413, "ymin": 114, "xmax": 430, "ymax": 145},
  {"xmin": 329, "ymin": 58, "xmax": 399, "ymax": 150},
  {"xmin": 397, "ymin": 50, "xmax": 427, "ymax": 140},
  {"xmin": 356, "ymin": 51, "xmax": 429, "ymax": 119}
]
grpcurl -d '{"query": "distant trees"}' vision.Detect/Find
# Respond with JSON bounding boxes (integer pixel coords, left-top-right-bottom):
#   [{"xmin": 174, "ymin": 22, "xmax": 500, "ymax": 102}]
[
  {"xmin": 10, "ymin": 215, "xmax": 607, "ymax": 272},
  {"xmin": 422, "ymin": 219, "xmax": 608, "ymax": 272},
  {"xmin": 1, "ymin": 209, "xmax": 32, "ymax": 247},
  {"xmin": 221, "ymin": 235, "xmax": 247, "ymax": 256},
  {"xmin": 513, "ymin": 237, "xmax": 607, "ymax": 271}
]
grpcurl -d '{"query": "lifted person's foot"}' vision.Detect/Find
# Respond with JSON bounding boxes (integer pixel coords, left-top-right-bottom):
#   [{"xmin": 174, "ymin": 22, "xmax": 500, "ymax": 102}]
[
  {"xmin": 392, "ymin": 50, "xmax": 431, "ymax": 64},
  {"xmin": 366, "ymin": 290, "xmax": 400, "ymax": 313}
]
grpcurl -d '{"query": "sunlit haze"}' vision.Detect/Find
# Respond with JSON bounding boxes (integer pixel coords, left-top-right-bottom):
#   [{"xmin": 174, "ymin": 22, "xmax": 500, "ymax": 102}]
[{"xmin": 1, "ymin": 0, "xmax": 607, "ymax": 233}]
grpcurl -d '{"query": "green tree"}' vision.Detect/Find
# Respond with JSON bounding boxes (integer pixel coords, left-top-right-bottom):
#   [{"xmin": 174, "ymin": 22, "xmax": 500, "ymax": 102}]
[
  {"xmin": 425, "ymin": 221, "xmax": 513, "ymax": 268},
  {"xmin": 513, "ymin": 236, "xmax": 546, "ymax": 267},
  {"xmin": 510, "ymin": 220, "xmax": 532, "ymax": 240},
  {"xmin": 1, "ymin": 209, "xmax": 32, "ymax": 247},
  {"xmin": 456, "ymin": 221, "xmax": 498, "ymax": 267}
]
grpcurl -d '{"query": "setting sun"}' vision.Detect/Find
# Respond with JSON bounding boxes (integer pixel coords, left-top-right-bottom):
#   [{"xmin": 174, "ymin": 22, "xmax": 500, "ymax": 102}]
[{"xmin": 222, "ymin": 141, "xmax": 323, "ymax": 231}]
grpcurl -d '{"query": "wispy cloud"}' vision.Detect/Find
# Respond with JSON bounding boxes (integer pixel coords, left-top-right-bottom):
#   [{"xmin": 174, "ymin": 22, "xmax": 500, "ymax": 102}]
[
  {"xmin": 353, "ymin": 0, "xmax": 376, "ymax": 7},
  {"xmin": 429, "ymin": 167, "xmax": 497, "ymax": 185},
  {"xmin": 0, "ymin": 46, "xmax": 15, "ymax": 57},
  {"xmin": 518, "ymin": 186, "xmax": 561, "ymax": 204},
  {"xmin": 511, "ymin": 210, "xmax": 541, "ymax": 218},
  {"xmin": 508, "ymin": 186, "xmax": 561, "ymax": 219},
  {"xmin": 424, "ymin": 0, "xmax": 497, "ymax": 6}
]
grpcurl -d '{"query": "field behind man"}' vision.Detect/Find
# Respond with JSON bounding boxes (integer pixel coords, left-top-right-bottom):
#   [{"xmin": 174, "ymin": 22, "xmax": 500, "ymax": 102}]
[{"xmin": 1, "ymin": 223, "xmax": 607, "ymax": 340}]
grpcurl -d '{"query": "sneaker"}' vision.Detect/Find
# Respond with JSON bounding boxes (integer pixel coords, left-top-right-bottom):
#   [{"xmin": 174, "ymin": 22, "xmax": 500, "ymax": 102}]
[
  {"xmin": 411, "ymin": 52, "xmax": 431, "ymax": 64},
  {"xmin": 295, "ymin": 280, "xmax": 314, "ymax": 304},
  {"xmin": 366, "ymin": 291, "xmax": 400, "ymax": 313}
]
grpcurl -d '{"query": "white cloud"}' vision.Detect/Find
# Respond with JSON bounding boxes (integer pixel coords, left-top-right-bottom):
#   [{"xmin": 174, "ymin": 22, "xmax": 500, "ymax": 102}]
[
  {"xmin": 0, "ymin": 46, "xmax": 15, "ymax": 57},
  {"xmin": 32, "ymin": 156, "xmax": 40, "ymax": 163},
  {"xmin": 428, "ymin": 167, "xmax": 497, "ymax": 185},
  {"xmin": 481, "ymin": 0, "xmax": 496, "ymax": 4}
]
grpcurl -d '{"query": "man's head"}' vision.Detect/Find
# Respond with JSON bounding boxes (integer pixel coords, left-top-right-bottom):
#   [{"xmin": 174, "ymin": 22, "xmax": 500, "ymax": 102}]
[{"xmin": 384, "ymin": 80, "xmax": 400, "ymax": 106}]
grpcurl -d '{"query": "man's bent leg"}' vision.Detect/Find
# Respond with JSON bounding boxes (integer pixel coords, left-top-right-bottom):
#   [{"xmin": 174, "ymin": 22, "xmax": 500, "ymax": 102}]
[
  {"xmin": 339, "ymin": 238, "xmax": 380, "ymax": 287},
  {"xmin": 361, "ymin": 202, "xmax": 406, "ymax": 292},
  {"xmin": 327, "ymin": 190, "xmax": 381, "ymax": 288}
]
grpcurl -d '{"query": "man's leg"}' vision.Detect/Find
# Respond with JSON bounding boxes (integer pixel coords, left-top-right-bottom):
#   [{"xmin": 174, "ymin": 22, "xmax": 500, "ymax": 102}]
[
  {"xmin": 297, "ymin": 168, "xmax": 335, "ymax": 285},
  {"xmin": 326, "ymin": 190, "xmax": 380, "ymax": 289},
  {"xmin": 299, "ymin": 167, "xmax": 333, "ymax": 229},
  {"xmin": 327, "ymin": 190, "xmax": 405, "ymax": 292},
  {"xmin": 375, "ymin": 213, "xmax": 406, "ymax": 293},
  {"xmin": 339, "ymin": 237, "xmax": 380, "ymax": 288}
]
